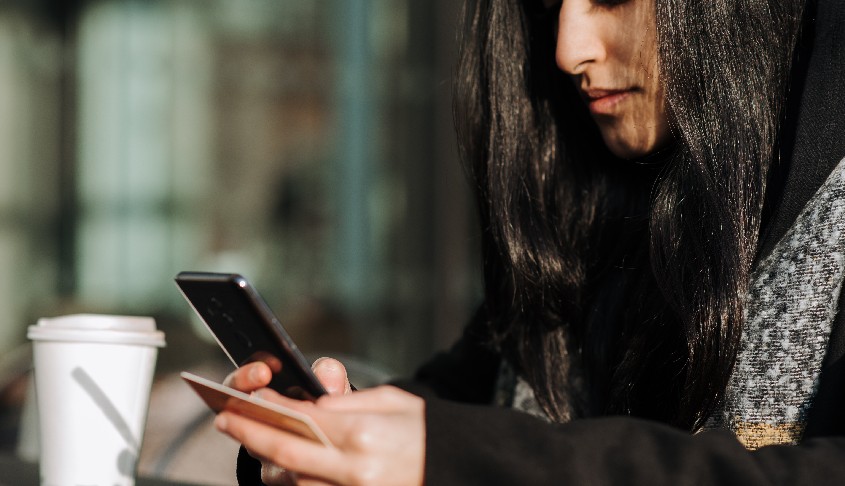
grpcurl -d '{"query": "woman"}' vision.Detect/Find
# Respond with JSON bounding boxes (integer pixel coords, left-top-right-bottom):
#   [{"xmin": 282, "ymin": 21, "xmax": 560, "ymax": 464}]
[{"xmin": 217, "ymin": 0, "xmax": 845, "ymax": 483}]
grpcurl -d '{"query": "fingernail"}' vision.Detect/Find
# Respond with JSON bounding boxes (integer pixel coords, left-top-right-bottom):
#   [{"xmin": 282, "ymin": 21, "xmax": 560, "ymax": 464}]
[
  {"xmin": 249, "ymin": 365, "xmax": 264, "ymax": 383},
  {"xmin": 322, "ymin": 359, "xmax": 340, "ymax": 372},
  {"xmin": 311, "ymin": 356, "xmax": 329, "ymax": 370}
]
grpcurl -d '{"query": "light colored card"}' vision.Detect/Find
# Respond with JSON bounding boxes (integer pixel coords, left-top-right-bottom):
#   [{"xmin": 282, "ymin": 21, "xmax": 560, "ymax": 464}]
[{"xmin": 180, "ymin": 371, "xmax": 332, "ymax": 447}]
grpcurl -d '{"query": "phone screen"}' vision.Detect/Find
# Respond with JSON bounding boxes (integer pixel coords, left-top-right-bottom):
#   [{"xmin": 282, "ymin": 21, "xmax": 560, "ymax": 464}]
[{"xmin": 175, "ymin": 272, "xmax": 327, "ymax": 401}]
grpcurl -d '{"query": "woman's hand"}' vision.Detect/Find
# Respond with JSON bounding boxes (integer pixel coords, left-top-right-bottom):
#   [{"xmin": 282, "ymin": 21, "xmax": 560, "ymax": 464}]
[
  {"xmin": 223, "ymin": 357, "xmax": 352, "ymax": 396},
  {"xmin": 222, "ymin": 357, "xmax": 356, "ymax": 484},
  {"xmin": 216, "ymin": 385, "xmax": 425, "ymax": 486},
  {"xmin": 220, "ymin": 358, "xmax": 424, "ymax": 485}
]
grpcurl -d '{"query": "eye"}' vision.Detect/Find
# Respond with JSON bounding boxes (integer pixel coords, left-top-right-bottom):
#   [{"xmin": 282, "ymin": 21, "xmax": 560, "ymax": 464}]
[{"xmin": 593, "ymin": 0, "xmax": 630, "ymax": 7}]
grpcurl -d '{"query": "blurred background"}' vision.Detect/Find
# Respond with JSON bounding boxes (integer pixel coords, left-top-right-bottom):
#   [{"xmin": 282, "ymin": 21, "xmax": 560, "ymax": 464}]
[{"xmin": 0, "ymin": 0, "xmax": 480, "ymax": 483}]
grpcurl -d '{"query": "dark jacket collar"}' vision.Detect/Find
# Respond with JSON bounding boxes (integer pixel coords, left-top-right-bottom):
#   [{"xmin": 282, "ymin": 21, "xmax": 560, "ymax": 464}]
[{"xmin": 757, "ymin": 0, "xmax": 845, "ymax": 262}]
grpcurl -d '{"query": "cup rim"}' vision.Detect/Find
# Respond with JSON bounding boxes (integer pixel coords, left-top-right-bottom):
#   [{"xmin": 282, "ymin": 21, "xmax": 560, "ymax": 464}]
[
  {"xmin": 27, "ymin": 326, "xmax": 166, "ymax": 347},
  {"xmin": 35, "ymin": 313, "xmax": 157, "ymax": 332}
]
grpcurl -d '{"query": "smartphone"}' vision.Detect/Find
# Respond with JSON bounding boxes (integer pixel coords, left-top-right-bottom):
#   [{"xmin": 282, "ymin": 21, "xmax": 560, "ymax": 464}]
[{"xmin": 174, "ymin": 271, "xmax": 327, "ymax": 401}]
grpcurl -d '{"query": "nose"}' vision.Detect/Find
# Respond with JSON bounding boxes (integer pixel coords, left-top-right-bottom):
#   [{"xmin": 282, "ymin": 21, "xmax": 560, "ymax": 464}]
[{"xmin": 555, "ymin": 1, "xmax": 606, "ymax": 75}]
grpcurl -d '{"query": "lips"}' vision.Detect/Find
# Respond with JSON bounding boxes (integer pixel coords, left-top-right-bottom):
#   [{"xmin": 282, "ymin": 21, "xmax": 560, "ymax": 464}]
[{"xmin": 583, "ymin": 88, "xmax": 635, "ymax": 115}]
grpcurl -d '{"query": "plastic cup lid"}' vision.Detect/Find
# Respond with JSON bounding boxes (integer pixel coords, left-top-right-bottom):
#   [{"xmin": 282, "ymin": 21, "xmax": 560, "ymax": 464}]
[{"xmin": 27, "ymin": 314, "xmax": 166, "ymax": 347}]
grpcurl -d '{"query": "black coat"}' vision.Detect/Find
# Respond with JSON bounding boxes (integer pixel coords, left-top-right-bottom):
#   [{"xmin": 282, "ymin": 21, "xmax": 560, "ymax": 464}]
[
  {"xmin": 405, "ymin": 1, "xmax": 845, "ymax": 483},
  {"xmin": 237, "ymin": 0, "xmax": 845, "ymax": 483}
]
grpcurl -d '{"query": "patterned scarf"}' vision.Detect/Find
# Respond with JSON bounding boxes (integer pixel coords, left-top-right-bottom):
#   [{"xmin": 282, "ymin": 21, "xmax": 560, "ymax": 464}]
[
  {"xmin": 496, "ymin": 157, "xmax": 845, "ymax": 449},
  {"xmin": 702, "ymin": 156, "xmax": 845, "ymax": 448}
]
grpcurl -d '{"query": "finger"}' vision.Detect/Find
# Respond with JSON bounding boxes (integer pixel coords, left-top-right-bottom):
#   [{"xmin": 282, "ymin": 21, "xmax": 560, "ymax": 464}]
[
  {"xmin": 216, "ymin": 412, "xmax": 347, "ymax": 483},
  {"xmin": 223, "ymin": 362, "xmax": 273, "ymax": 391},
  {"xmin": 312, "ymin": 357, "xmax": 351, "ymax": 395},
  {"xmin": 238, "ymin": 388, "xmax": 397, "ymax": 456},
  {"xmin": 251, "ymin": 388, "xmax": 320, "ymax": 416},
  {"xmin": 294, "ymin": 474, "xmax": 336, "ymax": 486},
  {"xmin": 316, "ymin": 385, "xmax": 416, "ymax": 412},
  {"xmin": 247, "ymin": 390, "xmax": 367, "ymax": 450},
  {"xmin": 251, "ymin": 387, "xmax": 389, "ymax": 431},
  {"xmin": 296, "ymin": 478, "xmax": 336, "ymax": 486}
]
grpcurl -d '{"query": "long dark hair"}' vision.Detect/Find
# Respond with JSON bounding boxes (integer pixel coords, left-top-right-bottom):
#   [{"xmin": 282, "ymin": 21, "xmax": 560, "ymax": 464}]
[{"xmin": 455, "ymin": 0, "xmax": 805, "ymax": 430}]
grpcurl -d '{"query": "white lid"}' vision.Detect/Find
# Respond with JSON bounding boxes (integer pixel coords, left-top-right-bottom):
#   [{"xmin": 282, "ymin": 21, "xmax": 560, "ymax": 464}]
[{"xmin": 27, "ymin": 314, "xmax": 166, "ymax": 347}]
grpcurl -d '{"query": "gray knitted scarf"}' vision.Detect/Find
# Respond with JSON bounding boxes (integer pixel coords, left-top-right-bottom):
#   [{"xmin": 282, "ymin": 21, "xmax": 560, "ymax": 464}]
[
  {"xmin": 497, "ymin": 156, "xmax": 845, "ymax": 449},
  {"xmin": 702, "ymin": 155, "xmax": 845, "ymax": 448}
]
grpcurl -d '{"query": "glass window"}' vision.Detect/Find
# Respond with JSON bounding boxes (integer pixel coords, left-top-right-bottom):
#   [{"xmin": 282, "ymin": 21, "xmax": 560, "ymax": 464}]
[{"xmin": 0, "ymin": 0, "xmax": 478, "ymax": 383}]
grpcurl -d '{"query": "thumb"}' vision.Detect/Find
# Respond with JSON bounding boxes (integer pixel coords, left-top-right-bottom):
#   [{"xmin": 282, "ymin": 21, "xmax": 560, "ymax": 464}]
[{"xmin": 312, "ymin": 357, "xmax": 352, "ymax": 395}]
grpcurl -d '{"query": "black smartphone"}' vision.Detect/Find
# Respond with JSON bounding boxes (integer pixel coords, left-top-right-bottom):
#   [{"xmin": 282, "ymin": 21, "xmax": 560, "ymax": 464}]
[{"xmin": 174, "ymin": 271, "xmax": 327, "ymax": 401}]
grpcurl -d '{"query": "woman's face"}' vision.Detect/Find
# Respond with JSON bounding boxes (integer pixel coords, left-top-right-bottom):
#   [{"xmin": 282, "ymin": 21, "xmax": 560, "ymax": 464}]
[{"xmin": 546, "ymin": 0, "xmax": 672, "ymax": 159}]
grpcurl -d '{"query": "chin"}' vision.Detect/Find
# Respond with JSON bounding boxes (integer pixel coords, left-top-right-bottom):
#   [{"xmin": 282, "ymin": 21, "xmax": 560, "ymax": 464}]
[
  {"xmin": 605, "ymin": 140, "xmax": 651, "ymax": 160},
  {"xmin": 601, "ymin": 131, "xmax": 666, "ymax": 160}
]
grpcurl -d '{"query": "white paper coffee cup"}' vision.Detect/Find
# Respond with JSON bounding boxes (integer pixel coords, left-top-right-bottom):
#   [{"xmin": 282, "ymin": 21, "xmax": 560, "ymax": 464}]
[{"xmin": 28, "ymin": 314, "xmax": 165, "ymax": 486}]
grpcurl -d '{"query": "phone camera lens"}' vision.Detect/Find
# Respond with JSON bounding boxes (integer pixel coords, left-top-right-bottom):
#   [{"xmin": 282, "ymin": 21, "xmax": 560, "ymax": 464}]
[{"xmin": 207, "ymin": 298, "xmax": 223, "ymax": 316}]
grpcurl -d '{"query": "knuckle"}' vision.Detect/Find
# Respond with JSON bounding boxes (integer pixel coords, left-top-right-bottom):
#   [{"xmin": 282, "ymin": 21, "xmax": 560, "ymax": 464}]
[
  {"xmin": 226, "ymin": 366, "xmax": 254, "ymax": 391},
  {"xmin": 349, "ymin": 459, "xmax": 381, "ymax": 486},
  {"xmin": 346, "ymin": 420, "xmax": 377, "ymax": 451},
  {"xmin": 373, "ymin": 385, "xmax": 412, "ymax": 407}
]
